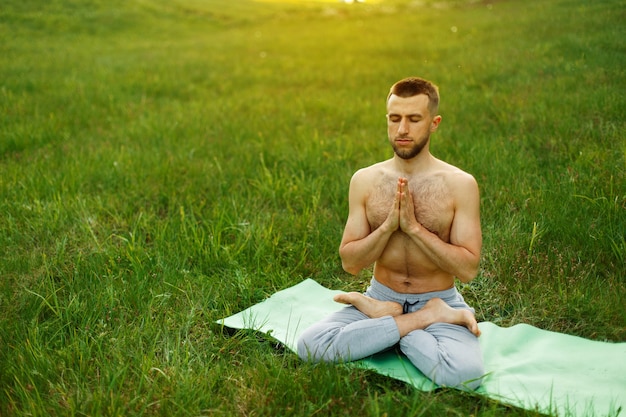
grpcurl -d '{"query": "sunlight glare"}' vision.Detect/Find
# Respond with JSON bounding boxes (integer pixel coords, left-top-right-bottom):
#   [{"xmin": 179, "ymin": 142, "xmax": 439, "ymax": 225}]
[{"xmin": 255, "ymin": 0, "xmax": 378, "ymax": 4}]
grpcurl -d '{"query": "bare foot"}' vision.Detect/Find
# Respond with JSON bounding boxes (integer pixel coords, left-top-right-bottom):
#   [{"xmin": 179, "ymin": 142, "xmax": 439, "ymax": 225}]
[
  {"xmin": 333, "ymin": 292, "xmax": 403, "ymax": 318},
  {"xmin": 420, "ymin": 298, "xmax": 481, "ymax": 337}
]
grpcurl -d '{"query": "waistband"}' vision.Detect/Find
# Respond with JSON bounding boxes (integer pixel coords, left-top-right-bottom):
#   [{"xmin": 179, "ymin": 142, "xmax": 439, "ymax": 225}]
[{"xmin": 366, "ymin": 276, "xmax": 460, "ymax": 305}]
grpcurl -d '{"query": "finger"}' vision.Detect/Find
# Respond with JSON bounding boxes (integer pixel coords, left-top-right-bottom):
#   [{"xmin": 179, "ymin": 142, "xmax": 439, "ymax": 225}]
[
  {"xmin": 400, "ymin": 186, "xmax": 410, "ymax": 204},
  {"xmin": 403, "ymin": 187, "xmax": 412, "ymax": 205}
]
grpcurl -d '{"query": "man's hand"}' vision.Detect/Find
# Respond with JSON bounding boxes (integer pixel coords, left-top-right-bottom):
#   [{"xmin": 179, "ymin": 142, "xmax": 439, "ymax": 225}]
[
  {"xmin": 380, "ymin": 177, "xmax": 421, "ymax": 235},
  {"xmin": 380, "ymin": 179, "xmax": 402, "ymax": 233},
  {"xmin": 398, "ymin": 178, "xmax": 420, "ymax": 234}
]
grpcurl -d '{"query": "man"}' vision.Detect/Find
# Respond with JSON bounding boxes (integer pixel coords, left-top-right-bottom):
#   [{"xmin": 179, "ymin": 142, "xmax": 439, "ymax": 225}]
[{"xmin": 297, "ymin": 77, "xmax": 484, "ymax": 389}]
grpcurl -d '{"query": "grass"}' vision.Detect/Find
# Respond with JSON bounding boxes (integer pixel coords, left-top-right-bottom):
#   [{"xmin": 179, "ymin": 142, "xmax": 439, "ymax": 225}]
[{"xmin": 0, "ymin": 0, "xmax": 624, "ymax": 415}]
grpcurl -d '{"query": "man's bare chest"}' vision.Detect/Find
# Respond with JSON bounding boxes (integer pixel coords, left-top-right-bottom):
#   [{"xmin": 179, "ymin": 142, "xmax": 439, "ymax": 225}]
[{"xmin": 366, "ymin": 175, "xmax": 454, "ymax": 240}]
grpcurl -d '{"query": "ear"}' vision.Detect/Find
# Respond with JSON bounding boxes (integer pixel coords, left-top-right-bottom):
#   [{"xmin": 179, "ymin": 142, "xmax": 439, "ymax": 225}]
[{"xmin": 430, "ymin": 115, "xmax": 442, "ymax": 132}]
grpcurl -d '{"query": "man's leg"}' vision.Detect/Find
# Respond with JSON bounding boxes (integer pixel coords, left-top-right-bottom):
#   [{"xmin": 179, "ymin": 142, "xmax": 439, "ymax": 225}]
[
  {"xmin": 399, "ymin": 323, "xmax": 484, "ymax": 390},
  {"xmin": 335, "ymin": 289, "xmax": 484, "ymax": 389},
  {"xmin": 297, "ymin": 305, "xmax": 400, "ymax": 363},
  {"xmin": 335, "ymin": 292, "xmax": 481, "ymax": 337}
]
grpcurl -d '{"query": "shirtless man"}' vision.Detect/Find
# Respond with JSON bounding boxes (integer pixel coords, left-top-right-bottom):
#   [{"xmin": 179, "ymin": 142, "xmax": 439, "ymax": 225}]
[{"xmin": 297, "ymin": 77, "xmax": 485, "ymax": 389}]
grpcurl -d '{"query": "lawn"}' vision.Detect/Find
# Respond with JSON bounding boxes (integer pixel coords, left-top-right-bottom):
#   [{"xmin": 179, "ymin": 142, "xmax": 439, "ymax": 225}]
[{"xmin": 0, "ymin": 0, "xmax": 624, "ymax": 415}]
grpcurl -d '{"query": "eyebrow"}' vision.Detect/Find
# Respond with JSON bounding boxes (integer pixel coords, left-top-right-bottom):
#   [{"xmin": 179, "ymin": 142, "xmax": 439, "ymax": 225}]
[{"xmin": 387, "ymin": 113, "xmax": 424, "ymax": 118}]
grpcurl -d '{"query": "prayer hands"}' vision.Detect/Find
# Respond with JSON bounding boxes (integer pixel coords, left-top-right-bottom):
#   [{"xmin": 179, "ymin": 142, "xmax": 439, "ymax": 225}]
[
  {"xmin": 385, "ymin": 178, "xmax": 420, "ymax": 234},
  {"xmin": 398, "ymin": 178, "xmax": 419, "ymax": 233}
]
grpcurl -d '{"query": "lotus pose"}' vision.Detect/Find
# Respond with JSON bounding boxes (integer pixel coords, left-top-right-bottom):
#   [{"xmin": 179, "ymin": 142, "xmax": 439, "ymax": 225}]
[{"xmin": 297, "ymin": 77, "xmax": 484, "ymax": 389}]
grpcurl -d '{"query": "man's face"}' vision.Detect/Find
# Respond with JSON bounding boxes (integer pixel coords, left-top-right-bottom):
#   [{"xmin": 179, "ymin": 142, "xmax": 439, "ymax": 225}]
[{"xmin": 386, "ymin": 94, "xmax": 440, "ymax": 160}]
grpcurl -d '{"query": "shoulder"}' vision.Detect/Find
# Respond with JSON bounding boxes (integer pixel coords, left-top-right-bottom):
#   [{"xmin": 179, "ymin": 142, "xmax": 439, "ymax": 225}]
[
  {"xmin": 348, "ymin": 161, "xmax": 394, "ymax": 205},
  {"xmin": 435, "ymin": 160, "xmax": 479, "ymax": 199},
  {"xmin": 350, "ymin": 160, "xmax": 391, "ymax": 186},
  {"xmin": 435, "ymin": 159, "xmax": 477, "ymax": 184},
  {"xmin": 450, "ymin": 169, "xmax": 478, "ymax": 191}
]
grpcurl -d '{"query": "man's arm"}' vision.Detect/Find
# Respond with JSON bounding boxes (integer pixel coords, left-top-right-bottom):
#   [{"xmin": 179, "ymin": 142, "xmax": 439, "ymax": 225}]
[
  {"xmin": 400, "ymin": 173, "xmax": 482, "ymax": 283},
  {"xmin": 338, "ymin": 171, "xmax": 399, "ymax": 275}
]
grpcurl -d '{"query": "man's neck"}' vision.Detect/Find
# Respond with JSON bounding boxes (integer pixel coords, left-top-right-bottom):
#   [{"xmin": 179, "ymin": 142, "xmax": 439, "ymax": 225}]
[{"xmin": 391, "ymin": 152, "xmax": 435, "ymax": 177}]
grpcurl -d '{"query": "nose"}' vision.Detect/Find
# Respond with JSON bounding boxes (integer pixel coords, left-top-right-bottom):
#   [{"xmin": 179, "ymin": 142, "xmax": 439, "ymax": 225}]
[{"xmin": 398, "ymin": 117, "xmax": 409, "ymax": 135}]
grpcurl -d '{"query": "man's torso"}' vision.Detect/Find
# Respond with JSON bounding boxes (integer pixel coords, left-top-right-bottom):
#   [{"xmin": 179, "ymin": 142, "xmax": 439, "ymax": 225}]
[{"xmin": 364, "ymin": 161, "xmax": 458, "ymax": 293}]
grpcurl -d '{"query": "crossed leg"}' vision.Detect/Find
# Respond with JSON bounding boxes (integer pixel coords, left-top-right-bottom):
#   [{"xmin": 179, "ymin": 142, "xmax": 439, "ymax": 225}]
[{"xmin": 334, "ymin": 292, "xmax": 481, "ymax": 337}]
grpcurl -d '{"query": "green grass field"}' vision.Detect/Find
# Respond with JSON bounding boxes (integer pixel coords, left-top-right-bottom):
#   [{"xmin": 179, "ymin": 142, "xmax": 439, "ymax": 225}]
[{"xmin": 1, "ymin": 0, "xmax": 624, "ymax": 415}]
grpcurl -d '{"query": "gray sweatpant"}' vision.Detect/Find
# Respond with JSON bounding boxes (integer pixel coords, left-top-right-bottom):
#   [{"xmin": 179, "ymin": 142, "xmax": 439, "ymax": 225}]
[{"xmin": 297, "ymin": 277, "xmax": 484, "ymax": 390}]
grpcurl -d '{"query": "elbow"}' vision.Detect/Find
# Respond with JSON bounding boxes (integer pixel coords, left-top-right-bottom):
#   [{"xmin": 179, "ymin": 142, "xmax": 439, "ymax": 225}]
[
  {"xmin": 341, "ymin": 261, "xmax": 361, "ymax": 276},
  {"xmin": 457, "ymin": 263, "xmax": 480, "ymax": 284},
  {"xmin": 457, "ymin": 272, "xmax": 477, "ymax": 284},
  {"xmin": 339, "ymin": 248, "xmax": 361, "ymax": 275},
  {"xmin": 456, "ymin": 249, "xmax": 481, "ymax": 283}
]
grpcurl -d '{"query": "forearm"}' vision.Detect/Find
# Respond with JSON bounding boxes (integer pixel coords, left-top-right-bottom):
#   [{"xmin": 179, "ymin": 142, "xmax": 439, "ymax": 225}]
[
  {"xmin": 407, "ymin": 225, "xmax": 480, "ymax": 283},
  {"xmin": 339, "ymin": 226, "xmax": 395, "ymax": 275}
]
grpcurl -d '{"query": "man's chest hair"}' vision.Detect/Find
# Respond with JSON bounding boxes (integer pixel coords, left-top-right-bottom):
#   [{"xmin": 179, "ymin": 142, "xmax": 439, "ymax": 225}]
[{"xmin": 366, "ymin": 173, "xmax": 454, "ymax": 238}]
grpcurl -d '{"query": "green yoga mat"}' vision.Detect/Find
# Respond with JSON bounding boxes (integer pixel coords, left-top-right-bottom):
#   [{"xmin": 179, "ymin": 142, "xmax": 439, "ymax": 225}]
[{"xmin": 219, "ymin": 279, "xmax": 625, "ymax": 417}]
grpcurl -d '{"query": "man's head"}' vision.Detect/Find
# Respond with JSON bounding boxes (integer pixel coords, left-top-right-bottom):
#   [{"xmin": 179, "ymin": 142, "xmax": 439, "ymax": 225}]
[
  {"xmin": 386, "ymin": 77, "xmax": 442, "ymax": 160},
  {"xmin": 387, "ymin": 77, "xmax": 440, "ymax": 116}
]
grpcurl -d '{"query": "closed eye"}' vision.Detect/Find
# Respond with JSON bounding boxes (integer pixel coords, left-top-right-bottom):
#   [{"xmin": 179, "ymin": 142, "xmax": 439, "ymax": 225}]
[{"xmin": 387, "ymin": 114, "xmax": 423, "ymax": 123}]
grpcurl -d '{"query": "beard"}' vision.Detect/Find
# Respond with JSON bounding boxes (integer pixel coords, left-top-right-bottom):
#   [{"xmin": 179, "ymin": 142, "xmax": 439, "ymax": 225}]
[{"xmin": 391, "ymin": 134, "xmax": 430, "ymax": 160}]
